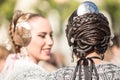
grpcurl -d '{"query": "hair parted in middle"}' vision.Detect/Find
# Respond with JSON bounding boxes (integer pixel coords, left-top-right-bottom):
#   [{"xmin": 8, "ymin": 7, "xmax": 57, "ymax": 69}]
[{"xmin": 9, "ymin": 10, "xmax": 44, "ymax": 53}]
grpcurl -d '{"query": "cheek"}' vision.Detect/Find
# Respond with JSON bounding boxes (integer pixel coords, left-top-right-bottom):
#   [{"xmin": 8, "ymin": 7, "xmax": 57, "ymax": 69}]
[
  {"xmin": 34, "ymin": 39, "xmax": 44, "ymax": 47},
  {"xmin": 27, "ymin": 37, "xmax": 45, "ymax": 54},
  {"xmin": 39, "ymin": 53, "xmax": 51, "ymax": 61}
]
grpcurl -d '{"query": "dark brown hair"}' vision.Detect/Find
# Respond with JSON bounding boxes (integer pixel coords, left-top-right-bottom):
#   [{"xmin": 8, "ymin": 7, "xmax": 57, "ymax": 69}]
[
  {"xmin": 66, "ymin": 13, "xmax": 110, "ymax": 58},
  {"xmin": 66, "ymin": 12, "xmax": 111, "ymax": 80}
]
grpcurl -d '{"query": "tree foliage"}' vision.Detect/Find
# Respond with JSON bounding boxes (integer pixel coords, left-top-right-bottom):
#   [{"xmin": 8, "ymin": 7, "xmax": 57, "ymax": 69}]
[
  {"xmin": 101, "ymin": 0, "xmax": 120, "ymax": 34},
  {"xmin": 1, "ymin": 0, "xmax": 120, "ymax": 34},
  {"xmin": 34, "ymin": 0, "xmax": 79, "ymax": 37},
  {"xmin": 0, "ymin": 0, "xmax": 16, "ymax": 21}
]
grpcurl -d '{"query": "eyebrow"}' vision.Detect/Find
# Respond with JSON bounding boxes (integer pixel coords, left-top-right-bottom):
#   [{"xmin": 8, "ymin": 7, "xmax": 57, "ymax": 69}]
[{"xmin": 37, "ymin": 32, "xmax": 53, "ymax": 34}]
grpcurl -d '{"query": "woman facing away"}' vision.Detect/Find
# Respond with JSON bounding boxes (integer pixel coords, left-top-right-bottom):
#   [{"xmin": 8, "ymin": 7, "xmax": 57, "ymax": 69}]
[
  {"xmin": 0, "ymin": 10, "xmax": 54, "ymax": 80},
  {"xmin": 46, "ymin": 1, "xmax": 120, "ymax": 80}
]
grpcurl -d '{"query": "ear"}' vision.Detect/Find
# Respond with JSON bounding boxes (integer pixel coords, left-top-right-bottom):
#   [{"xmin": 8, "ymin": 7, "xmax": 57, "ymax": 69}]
[{"xmin": 111, "ymin": 45, "xmax": 120, "ymax": 55}]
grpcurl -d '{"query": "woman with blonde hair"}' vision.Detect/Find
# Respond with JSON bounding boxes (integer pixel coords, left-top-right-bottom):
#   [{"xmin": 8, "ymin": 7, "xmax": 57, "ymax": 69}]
[{"xmin": 0, "ymin": 10, "xmax": 54, "ymax": 80}]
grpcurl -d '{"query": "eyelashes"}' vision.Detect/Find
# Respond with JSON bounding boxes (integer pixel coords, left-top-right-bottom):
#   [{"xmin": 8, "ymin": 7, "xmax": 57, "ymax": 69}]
[
  {"xmin": 38, "ymin": 33, "xmax": 53, "ymax": 39},
  {"xmin": 38, "ymin": 34, "xmax": 45, "ymax": 38},
  {"xmin": 50, "ymin": 33, "xmax": 53, "ymax": 38}
]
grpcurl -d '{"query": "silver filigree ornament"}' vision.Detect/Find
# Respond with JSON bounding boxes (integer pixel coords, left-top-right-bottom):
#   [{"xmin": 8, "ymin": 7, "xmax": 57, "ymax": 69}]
[
  {"xmin": 71, "ymin": 37, "xmax": 74, "ymax": 44},
  {"xmin": 69, "ymin": 37, "xmax": 74, "ymax": 51},
  {"xmin": 20, "ymin": 47, "xmax": 29, "ymax": 59},
  {"xmin": 16, "ymin": 21, "xmax": 31, "ymax": 30},
  {"xmin": 77, "ymin": 1, "xmax": 99, "ymax": 16},
  {"xmin": 77, "ymin": 1, "xmax": 113, "ymax": 47},
  {"xmin": 15, "ymin": 21, "xmax": 32, "ymax": 46},
  {"xmin": 16, "ymin": 21, "xmax": 31, "ymax": 38}
]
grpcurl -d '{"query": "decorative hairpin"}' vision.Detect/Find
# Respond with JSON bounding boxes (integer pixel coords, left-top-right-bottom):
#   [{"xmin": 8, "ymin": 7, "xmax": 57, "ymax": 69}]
[
  {"xmin": 77, "ymin": 1, "xmax": 99, "ymax": 16},
  {"xmin": 16, "ymin": 22, "xmax": 31, "ymax": 30}
]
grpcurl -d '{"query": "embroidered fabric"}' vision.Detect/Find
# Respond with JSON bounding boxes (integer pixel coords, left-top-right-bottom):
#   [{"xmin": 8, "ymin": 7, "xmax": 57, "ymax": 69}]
[
  {"xmin": 9, "ymin": 65, "xmax": 47, "ymax": 80},
  {"xmin": 46, "ymin": 61, "xmax": 120, "ymax": 80},
  {"xmin": 0, "ymin": 59, "xmax": 47, "ymax": 80}
]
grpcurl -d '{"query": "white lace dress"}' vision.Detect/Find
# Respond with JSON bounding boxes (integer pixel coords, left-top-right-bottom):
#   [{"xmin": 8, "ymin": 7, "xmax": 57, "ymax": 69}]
[{"xmin": 0, "ymin": 58, "xmax": 47, "ymax": 80}]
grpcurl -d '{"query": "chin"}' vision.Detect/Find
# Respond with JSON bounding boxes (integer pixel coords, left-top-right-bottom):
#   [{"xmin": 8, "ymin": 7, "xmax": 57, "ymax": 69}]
[{"xmin": 42, "ymin": 56, "xmax": 50, "ymax": 61}]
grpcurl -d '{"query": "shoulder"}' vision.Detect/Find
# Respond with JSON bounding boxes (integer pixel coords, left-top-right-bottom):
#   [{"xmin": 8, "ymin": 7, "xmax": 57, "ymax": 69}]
[
  {"xmin": 9, "ymin": 59, "xmax": 47, "ymax": 80},
  {"xmin": 96, "ymin": 61, "xmax": 120, "ymax": 79},
  {"xmin": 96, "ymin": 61, "xmax": 120, "ymax": 72},
  {"xmin": 46, "ymin": 66, "xmax": 75, "ymax": 80}
]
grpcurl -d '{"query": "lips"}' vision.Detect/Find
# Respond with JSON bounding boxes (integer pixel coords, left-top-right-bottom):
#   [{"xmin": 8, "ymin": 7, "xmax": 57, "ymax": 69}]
[{"xmin": 43, "ymin": 49, "xmax": 51, "ymax": 55}]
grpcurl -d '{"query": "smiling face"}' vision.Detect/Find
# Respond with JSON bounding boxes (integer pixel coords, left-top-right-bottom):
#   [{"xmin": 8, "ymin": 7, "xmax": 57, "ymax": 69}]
[{"xmin": 26, "ymin": 16, "xmax": 54, "ymax": 63}]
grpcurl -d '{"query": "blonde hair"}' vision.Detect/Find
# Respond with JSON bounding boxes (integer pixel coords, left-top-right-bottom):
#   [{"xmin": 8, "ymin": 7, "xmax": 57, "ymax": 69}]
[{"xmin": 9, "ymin": 10, "xmax": 44, "ymax": 53}]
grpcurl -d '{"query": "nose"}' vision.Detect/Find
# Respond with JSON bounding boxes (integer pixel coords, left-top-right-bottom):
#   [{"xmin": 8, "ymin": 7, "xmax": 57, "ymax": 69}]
[{"xmin": 46, "ymin": 36, "xmax": 54, "ymax": 47}]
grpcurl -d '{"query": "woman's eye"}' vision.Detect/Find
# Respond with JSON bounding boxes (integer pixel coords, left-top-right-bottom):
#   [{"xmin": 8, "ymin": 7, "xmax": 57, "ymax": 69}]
[
  {"xmin": 50, "ymin": 34, "xmax": 53, "ymax": 38},
  {"xmin": 38, "ymin": 35, "xmax": 45, "ymax": 38}
]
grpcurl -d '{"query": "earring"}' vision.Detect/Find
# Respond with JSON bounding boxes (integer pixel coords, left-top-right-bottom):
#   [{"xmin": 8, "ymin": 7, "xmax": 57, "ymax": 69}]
[
  {"xmin": 20, "ymin": 47, "xmax": 28, "ymax": 59},
  {"xmin": 100, "ymin": 54, "xmax": 104, "ymax": 60}
]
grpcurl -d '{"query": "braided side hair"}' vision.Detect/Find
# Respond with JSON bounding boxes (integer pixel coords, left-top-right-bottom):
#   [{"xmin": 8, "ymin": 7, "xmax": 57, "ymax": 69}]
[
  {"xmin": 9, "ymin": 10, "xmax": 44, "ymax": 53},
  {"xmin": 9, "ymin": 10, "xmax": 23, "ymax": 53}
]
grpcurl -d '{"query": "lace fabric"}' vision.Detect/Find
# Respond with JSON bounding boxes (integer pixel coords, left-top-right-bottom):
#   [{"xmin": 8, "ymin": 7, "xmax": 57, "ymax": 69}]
[
  {"xmin": 46, "ymin": 61, "xmax": 120, "ymax": 80},
  {"xmin": 0, "ymin": 58, "xmax": 47, "ymax": 80},
  {"xmin": 9, "ymin": 64, "xmax": 47, "ymax": 80}
]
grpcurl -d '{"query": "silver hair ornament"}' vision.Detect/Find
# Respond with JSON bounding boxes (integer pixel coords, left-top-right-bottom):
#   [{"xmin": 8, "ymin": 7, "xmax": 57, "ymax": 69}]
[
  {"xmin": 71, "ymin": 37, "xmax": 74, "ymax": 43},
  {"xmin": 20, "ymin": 47, "xmax": 29, "ymax": 59},
  {"xmin": 16, "ymin": 22, "xmax": 31, "ymax": 30},
  {"xmin": 77, "ymin": 1, "xmax": 99, "ymax": 16}
]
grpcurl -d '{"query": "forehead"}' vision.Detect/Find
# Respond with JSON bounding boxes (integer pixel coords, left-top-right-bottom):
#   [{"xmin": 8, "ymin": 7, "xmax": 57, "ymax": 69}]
[{"xmin": 28, "ymin": 17, "xmax": 52, "ymax": 33}]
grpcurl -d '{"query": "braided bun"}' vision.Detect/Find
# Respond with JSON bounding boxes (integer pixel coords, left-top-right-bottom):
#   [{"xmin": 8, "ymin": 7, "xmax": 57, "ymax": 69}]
[{"xmin": 66, "ymin": 13, "xmax": 111, "ymax": 57}]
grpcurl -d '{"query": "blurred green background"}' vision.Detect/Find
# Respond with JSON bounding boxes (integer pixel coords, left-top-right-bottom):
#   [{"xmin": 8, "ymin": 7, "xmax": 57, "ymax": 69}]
[
  {"xmin": 0, "ymin": 0, "xmax": 120, "ymax": 33},
  {"xmin": 0, "ymin": 0, "xmax": 120, "ymax": 35},
  {"xmin": 0, "ymin": 0, "xmax": 120, "ymax": 65}
]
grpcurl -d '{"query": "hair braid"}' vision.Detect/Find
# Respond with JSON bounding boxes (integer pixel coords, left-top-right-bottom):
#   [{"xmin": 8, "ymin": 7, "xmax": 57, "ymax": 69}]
[
  {"xmin": 9, "ymin": 10, "xmax": 24, "ymax": 53},
  {"xmin": 9, "ymin": 10, "xmax": 45, "ymax": 53},
  {"xmin": 66, "ymin": 13, "xmax": 111, "ymax": 57}
]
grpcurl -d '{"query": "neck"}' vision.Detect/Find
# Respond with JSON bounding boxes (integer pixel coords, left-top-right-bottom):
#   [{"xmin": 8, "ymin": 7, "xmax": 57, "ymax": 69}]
[
  {"xmin": 77, "ymin": 52, "xmax": 103, "ymax": 64},
  {"xmin": 20, "ymin": 47, "xmax": 39, "ymax": 64},
  {"xmin": 86, "ymin": 52, "xmax": 100, "ymax": 58},
  {"xmin": 29, "ymin": 56, "xmax": 39, "ymax": 64}
]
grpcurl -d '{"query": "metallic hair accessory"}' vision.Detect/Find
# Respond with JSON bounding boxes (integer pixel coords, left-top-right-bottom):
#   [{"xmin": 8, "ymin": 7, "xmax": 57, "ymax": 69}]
[
  {"xmin": 20, "ymin": 47, "xmax": 28, "ymax": 59},
  {"xmin": 71, "ymin": 37, "xmax": 74, "ymax": 43},
  {"xmin": 16, "ymin": 22, "xmax": 31, "ymax": 30},
  {"xmin": 77, "ymin": 1, "xmax": 99, "ymax": 16}
]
